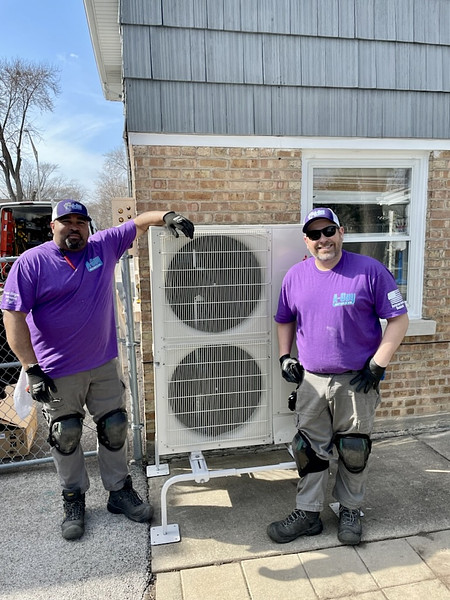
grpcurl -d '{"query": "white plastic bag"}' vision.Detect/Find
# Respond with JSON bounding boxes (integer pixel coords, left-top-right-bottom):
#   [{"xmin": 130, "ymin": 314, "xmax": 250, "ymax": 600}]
[{"xmin": 13, "ymin": 367, "xmax": 32, "ymax": 419}]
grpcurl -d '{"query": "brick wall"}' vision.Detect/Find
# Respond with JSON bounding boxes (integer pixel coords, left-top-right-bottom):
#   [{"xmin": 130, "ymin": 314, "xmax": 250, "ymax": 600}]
[{"xmin": 130, "ymin": 144, "xmax": 450, "ymax": 451}]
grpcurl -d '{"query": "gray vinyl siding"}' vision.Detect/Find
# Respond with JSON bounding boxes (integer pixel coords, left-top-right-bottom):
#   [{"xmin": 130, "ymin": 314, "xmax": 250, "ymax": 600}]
[
  {"xmin": 121, "ymin": 0, "xmax": 450, "ymax": 138},
  {"xmin": 121, "ymin": 0, "xmax": 450, "ymax": 43},
  {"xmin": 123, "ymin": 28, "xmax": 450, "ymax": 92},
  {"xmin": 125, "ymin": 80, "xmax": 450, "ymax": 138}
]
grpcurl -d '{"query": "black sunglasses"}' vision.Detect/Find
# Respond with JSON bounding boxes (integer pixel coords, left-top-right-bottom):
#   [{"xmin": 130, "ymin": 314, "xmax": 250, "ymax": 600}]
[{"xmin": 305, "ymin": 225, "xmax": 339, "ymax": 241}]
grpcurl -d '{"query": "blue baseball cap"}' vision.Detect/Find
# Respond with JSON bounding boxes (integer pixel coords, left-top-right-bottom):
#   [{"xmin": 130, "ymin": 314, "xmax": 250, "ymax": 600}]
[
  {"xmin": 302, "ymin": 207, "xmax": 340, "ymax": 232},
  {"xmin": 52, "ymin": 200, "xmax": 92, "ymax": 222}
]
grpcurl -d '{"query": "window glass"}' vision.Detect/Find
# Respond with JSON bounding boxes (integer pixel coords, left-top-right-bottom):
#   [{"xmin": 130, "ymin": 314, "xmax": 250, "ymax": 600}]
[
  {"xmin": 313, "ymin": 168, "xmax": 410, "ymax": 235},
  {"xmin": 312, "ymin": 167, "xmax": 411, "ymax": 299},
  {"xmin": 344, "ymin": 241, "xmax": 408, "ymax": 299}
]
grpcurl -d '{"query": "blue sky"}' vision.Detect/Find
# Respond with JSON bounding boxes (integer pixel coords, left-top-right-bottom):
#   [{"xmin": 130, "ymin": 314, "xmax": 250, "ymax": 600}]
[{"xmin": 1, "ymin": 0, "xmax": 124, "ymax": 196}]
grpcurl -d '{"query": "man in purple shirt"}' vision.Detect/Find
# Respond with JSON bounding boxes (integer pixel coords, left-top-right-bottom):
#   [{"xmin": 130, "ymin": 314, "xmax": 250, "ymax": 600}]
[
  {"xmin": 268, "ymin": 207, "xmax": 408, "ymax": 546},
  {"xmin": 1, "ymin": 200, "xmax": 194, "ymax": 540}
]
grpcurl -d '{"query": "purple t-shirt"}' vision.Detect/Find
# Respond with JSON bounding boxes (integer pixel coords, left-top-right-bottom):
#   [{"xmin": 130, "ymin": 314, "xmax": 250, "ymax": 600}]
[
  {"xmin": 275, "ymin": 250, "xmax": 407, "ymax": 373},
  {"xmin": 1, "ymin": 221, "xmax": 136, "ymax": 378}
]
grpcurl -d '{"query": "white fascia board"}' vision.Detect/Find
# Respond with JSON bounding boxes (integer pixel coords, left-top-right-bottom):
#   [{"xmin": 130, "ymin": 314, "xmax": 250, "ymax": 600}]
[{"xmin": 128, "ymin": 132, "xmax": 450, "ymax": 151}]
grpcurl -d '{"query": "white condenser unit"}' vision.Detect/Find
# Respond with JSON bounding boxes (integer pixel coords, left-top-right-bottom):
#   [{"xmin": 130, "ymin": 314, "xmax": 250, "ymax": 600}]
[{"xmin": 148, "ymin": 225, "xmax": 308, "ymax": 457}]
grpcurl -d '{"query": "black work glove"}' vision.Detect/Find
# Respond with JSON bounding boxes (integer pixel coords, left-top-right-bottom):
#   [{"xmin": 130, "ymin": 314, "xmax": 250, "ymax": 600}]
[
  {"xmin": 163, "ymin": 211, "xmax": 194, "ymax": 239},
  {"xmin": 350, "ymin": 357, "xmax": 385, "ymax": 394},
  {"xmin": 279, "ymin": 354, "xmax": 304, "ymax": 385},
  {"xmin": 288, "ymin": 389, "xmax": 297, "ymax": 411},
  {"xmin": 25, "ymin": 364, "xmax": 57, "ymax": 403}
]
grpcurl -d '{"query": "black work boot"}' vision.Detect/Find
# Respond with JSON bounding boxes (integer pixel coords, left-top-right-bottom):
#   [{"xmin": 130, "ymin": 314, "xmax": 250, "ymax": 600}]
[
  {"xmin": 107, "ymin": 475, "xmax": 153, "ymax": 523},
  {"xmin": 61, "ymin": 489, "xmax": 85, "ymax": 540},
  {"xmin": 267, "ymin": 509, "xmax": 323, "ymax": 543},
  {"xmin": 338, "ymin": 505, "xmax": 362, "ymax": 545}
]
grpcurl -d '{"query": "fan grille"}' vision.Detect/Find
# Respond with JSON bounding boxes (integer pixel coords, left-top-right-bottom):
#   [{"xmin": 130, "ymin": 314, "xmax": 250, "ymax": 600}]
[
  {"xmin": 165, "ymin": 234, "xmax": 264, "ymax": 333},
  {"xmin": 168, "ymin": 344, "xmax": 264, "ymax": 438}
]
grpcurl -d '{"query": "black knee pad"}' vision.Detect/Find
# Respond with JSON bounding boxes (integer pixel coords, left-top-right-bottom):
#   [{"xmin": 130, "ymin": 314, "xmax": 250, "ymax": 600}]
[
  {"xmin": 292, "ymin": 430, "xmax": 329, "ymax": 477},
  {"xmin": 334, "ymin": 434, "xmax": 372, "ymax": 473},
  {"xmin": 97, "ymin": 408, "xmax": 128, "ymax": 451},
  {"xmin": 48, "ymin": 414, "xmax": 83, "ymax": 455}
]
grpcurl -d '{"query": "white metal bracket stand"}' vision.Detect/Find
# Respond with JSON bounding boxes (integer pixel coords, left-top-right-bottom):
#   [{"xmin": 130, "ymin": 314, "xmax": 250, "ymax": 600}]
[
  {"xmin": 146, "ymin": 431, "xmax": 170, "ymax": 477},
  {"xmin": 146, "ymin": 463, "xmax": 170, "ymax": 477},
  {"xmin": 148, "ymin": 450, "xmax": 296, "ymax": 546}
]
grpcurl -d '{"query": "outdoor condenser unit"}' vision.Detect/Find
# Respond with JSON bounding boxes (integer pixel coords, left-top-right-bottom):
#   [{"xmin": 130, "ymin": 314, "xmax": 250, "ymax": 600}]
[
  {"xmin": 148, "ymin": 224, "xmax": 308, "ymax": 545},
  {"xmin": 148, "ymin": 224, "xmax": 308, "ymax": 457}
]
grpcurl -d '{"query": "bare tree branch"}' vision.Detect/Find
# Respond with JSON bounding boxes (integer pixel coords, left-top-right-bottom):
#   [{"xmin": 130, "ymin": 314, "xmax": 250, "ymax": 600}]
[
  {"xmin": 0, "ymin": 159, "xmax": 87, "ymax": 203},
  {"xmin": 0, "ymin": 58, "xmax": 60, "ymax": 201},
  {"xmin": 89, "ymin": 145, "xmax": 129, "ymax": 229}
]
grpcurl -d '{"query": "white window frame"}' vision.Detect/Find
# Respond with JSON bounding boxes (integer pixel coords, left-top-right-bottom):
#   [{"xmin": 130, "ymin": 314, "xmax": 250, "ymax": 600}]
[{"xmin": 301, "ymin": 150, "xmax": 432, "ymax": 330}]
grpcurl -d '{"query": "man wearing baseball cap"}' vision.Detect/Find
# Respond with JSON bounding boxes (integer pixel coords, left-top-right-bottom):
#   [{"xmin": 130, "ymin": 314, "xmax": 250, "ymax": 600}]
[
  {"xmin": 1, "ymin": 199, "xmax": 194, "ymax": 540},
  {"xmin": 267, "ymin": 207, "xmax": 409, "ymax": 546},
  {"xmin": 51, "ymin": 199, "xmax": 92, "ymax": 222}
]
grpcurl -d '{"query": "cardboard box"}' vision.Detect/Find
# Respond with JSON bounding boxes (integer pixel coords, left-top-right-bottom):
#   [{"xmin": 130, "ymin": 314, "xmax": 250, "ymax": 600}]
[{"xmin": 0, "ymin": 395, "xmax": 38, "ymax": 459}]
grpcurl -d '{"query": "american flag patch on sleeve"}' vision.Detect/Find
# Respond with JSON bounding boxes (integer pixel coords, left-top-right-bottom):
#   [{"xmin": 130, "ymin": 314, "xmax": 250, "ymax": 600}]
[{"xmin": 387, "ymin": 289, "xmax": 406, "ymax": 310}]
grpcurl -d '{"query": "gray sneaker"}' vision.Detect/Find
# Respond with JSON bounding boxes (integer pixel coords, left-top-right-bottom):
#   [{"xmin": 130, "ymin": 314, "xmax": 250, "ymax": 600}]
[
  {"xmin": 338, "ymin": 506, "xmax": 362, "ymax": 545},
  {"xmin": 61, "ymin": 489, "xmax": 85, "ymax": 540},
  {"xmin": 107, "ymin": 475, "xmax": 153, "ymax": 523},
  {"xmin": 267, "ymin": 509, "xmax": 323, "ymax": 543}
]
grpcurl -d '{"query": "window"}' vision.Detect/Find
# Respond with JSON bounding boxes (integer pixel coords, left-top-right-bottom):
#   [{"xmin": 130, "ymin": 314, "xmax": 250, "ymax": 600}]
[{"xmin": 302, "ymin": 151, "xmax": 429, "ymax": 320}]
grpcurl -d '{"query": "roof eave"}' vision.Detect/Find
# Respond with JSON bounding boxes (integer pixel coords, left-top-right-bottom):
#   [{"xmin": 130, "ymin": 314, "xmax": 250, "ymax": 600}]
[{"xmin": 83, "ymin": 0, "xmax": 122, "ymax": 102}]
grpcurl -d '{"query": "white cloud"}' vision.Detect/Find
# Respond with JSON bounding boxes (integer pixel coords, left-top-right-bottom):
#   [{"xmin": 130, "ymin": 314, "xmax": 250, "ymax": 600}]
[{"xmin": 56, "ymin": 52, "xmax": 80, "ymax": 64}]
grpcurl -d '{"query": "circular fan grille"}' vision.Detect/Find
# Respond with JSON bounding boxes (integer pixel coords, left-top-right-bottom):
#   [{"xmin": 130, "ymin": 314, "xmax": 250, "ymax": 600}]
[
  {"xmin": 165, "ymin": 235, "xmax": 263, "ymax": 333},
  {"xmin": 169, "ymin": 345, "xmax": 262, "ymax": 437}
]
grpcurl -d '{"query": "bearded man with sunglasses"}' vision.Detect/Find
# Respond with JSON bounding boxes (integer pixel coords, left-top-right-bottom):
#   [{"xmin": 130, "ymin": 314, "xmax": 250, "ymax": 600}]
[{"xmin": 268, "ymin": 207, "xmax": 409, "ymax": 546}]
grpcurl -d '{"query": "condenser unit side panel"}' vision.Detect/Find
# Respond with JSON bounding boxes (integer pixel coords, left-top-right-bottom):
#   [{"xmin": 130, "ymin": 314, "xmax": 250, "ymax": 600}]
[{"xmin": 269, "ymin": 225, "xmax": 308, "ymax": 444}]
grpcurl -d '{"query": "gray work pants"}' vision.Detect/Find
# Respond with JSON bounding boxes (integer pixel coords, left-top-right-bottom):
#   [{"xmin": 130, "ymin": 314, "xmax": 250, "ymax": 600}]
[
  {"xmin": 294, "ymin": 371, "xmax": 380, "ymax": 512},
  {"xmin": 42, "ymin": 359, "xmax": 128, "ymax": 494}
]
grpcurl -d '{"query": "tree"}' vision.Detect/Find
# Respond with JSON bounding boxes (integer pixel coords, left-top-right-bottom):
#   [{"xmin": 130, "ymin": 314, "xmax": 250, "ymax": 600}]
[
  {"xmin": 0, "ymin": 58, "xmax": 60, "ymax": 201},
  {"xmin": 19, "ymin": 159, "xmax": 87, "ymax": 202},
  {"xmin": 0, "ymin": 158, "xmax": 87, "ymax": 202},
  {"xmin": 89, "ymin": 145, "xmax": 129, "ymax": 229}
]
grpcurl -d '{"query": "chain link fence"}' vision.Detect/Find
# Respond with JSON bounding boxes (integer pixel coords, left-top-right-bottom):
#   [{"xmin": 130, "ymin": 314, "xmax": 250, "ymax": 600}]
[{"xmin": 0, "ymin": 254, "xmax": 141, "ymax": 472}]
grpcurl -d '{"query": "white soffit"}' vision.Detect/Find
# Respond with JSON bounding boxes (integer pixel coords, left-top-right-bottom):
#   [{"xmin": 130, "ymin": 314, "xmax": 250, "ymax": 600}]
[{"xmin": 83, "ymin": 0, "xmax": 122, "ymax": 101}]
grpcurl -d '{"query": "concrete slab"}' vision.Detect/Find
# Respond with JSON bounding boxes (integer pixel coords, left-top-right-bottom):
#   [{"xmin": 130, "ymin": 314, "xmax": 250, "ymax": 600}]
[
  {"xmin": 158, "ymin": 533, "xmax": 450, "ymax": 600},
  {"xmin": 149, "ymin": 433, "xmax": 450, "ymax": 574},
  {"xmin": 407, "ymin": 530, "xmax": 450, "ymax": 579},
  {"xmin": 2, "ymin": 429, "xmax": 449, "ymax": 600},
  {"xmin": 356, "ymin": 539, "xmax": 435, "ymax": 587},
  {"xmin": 149, "ymin": 448, "xmax": 342, "ymax": 573},
  {"xmin": 241, "ymin": 554, "xmax": 316, "ymax": 600},
  {"xmin": 299, "ymin": 546, "xmax": 379, "ymax": 598},
  {"xmin": 153, "ymin": 572, "xmax": 183, "ymax": 600},
  {"xmin": 0, "ymin": 459, "xmax": 150, "ymax": 600},
  {"xmin": 417, "ymin": 429, "xmax": 450, "ymax": 460},
  {"xmin": 181, "ymin": 563, "xmax": 250, "ymax": 600},
  {"xmin": 364, "ymin": 435, "xmax": 450, "ymax": 539},
  {"xmin": 382, "ymin": 579, "xmax": 450, "ymax": 600}
]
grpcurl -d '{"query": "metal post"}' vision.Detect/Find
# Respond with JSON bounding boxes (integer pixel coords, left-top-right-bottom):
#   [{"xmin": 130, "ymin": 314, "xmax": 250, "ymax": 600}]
[{"xmin": 120, "ymin": 251, "xmax": 143, "ymax": 462}]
